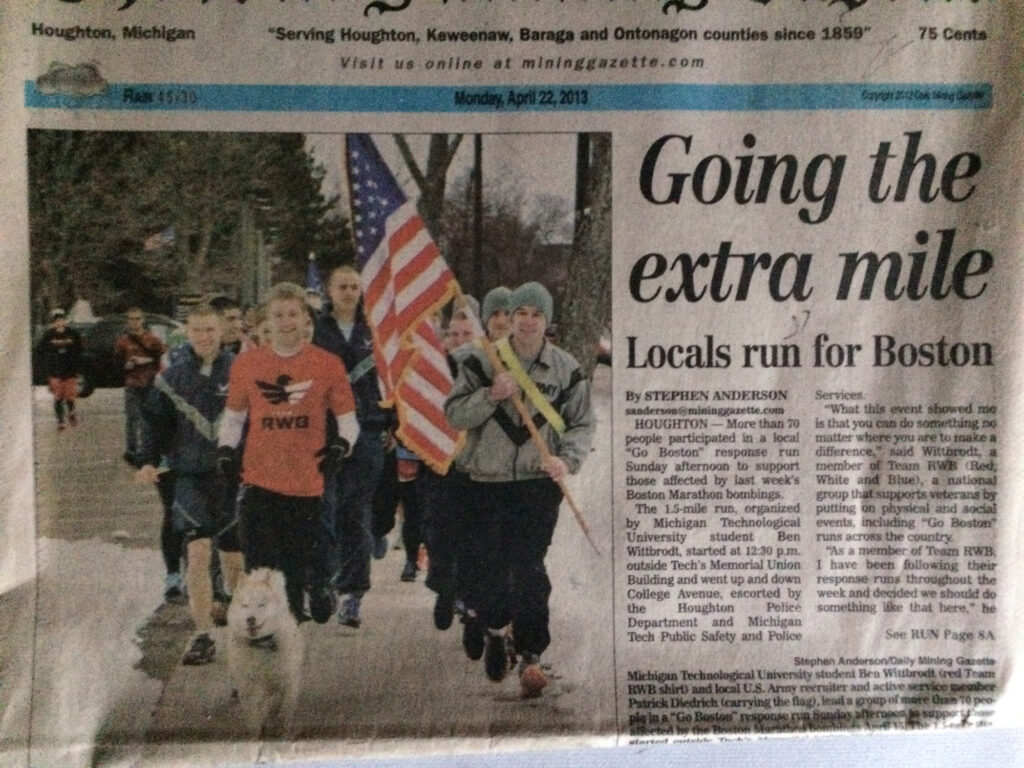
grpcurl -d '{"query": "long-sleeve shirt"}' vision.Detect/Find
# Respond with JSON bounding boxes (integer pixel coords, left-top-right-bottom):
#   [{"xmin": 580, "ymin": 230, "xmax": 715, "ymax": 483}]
[{"xmin": 138, "ymin": 347, "xmax": 234, "ymax": 475}]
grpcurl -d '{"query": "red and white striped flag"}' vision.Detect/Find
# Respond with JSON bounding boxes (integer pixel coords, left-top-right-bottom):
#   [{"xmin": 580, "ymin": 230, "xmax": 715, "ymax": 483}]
[{"xmin": 345, "ymin": 134, "xmax": 463, "ymax": 473}]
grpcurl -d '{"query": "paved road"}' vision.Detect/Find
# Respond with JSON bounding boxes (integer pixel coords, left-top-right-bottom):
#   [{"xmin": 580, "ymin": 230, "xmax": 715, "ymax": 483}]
[{"xmin": 24, "ymin": 368, "xmax": 614, "ymax": 766}]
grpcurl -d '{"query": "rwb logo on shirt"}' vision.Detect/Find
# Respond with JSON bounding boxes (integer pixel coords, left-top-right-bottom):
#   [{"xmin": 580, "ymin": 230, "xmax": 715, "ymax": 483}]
[
  {"xmin": 261, "ymin": 414, "xmax": 310, "ymax": 430},
  {"xmin": 256, "ymin": 375, "xmax": 313, "ymax": 405}
]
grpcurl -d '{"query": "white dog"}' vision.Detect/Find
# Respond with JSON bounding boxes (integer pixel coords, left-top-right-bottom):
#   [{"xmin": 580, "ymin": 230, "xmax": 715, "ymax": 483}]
[{"xmin": 227, "ymin": 568, "xmax": 303, "ymax": 739}]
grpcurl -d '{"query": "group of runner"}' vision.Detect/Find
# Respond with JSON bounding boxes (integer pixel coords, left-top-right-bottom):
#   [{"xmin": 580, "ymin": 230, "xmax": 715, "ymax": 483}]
[{"xmin": 37, "ymin": 267, "xmax": 595, "ymax": 698}]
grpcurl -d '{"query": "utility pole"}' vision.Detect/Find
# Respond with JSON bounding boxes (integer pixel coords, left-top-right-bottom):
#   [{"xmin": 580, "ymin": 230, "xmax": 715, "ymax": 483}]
[{"xmin": 473, "ymin": 134, "xmax": 483, "ymax": 298}]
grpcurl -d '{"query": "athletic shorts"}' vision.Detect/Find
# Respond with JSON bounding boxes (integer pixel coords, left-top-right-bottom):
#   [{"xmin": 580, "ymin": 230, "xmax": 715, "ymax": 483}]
[
  {"xmin": 236, "ymin": 484, "xmax": 322, "ymax": 582},
  {"xmin": 48, "ymin": 376, "xmax": 77, "ymax": 401},
  {"xmin": 172, "ymin": 473, "xmax": 238, "ymax": 548}
]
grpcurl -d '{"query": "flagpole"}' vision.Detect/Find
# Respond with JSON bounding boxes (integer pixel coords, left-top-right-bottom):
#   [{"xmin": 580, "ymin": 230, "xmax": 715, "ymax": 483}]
[
  {"xmin": 456, "ymin": 290, "xmax": 601, "ymax": 556},
  {"xmin": 341, "ymin": 134, "xmax": 360, "ymax": 263}
]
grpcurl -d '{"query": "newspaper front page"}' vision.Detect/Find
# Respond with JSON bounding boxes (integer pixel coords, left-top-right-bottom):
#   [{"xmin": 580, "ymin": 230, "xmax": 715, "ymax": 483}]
[{"xmin": 1, "ymin": 0, "xmax": 1022, "ymax": 765}]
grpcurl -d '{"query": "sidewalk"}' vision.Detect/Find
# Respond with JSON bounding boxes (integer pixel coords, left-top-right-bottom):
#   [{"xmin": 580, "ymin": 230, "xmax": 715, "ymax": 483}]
[{"xmin": 140, "ymin": 531, "xmax": 614, "ymax": 765}]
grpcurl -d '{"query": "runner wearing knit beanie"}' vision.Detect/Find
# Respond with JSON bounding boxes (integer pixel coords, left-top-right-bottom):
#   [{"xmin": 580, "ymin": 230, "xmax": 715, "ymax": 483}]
[
  {"xmin": 481, "ymin": 286, "xmax": 513, "ymax": 341},
  {"xmin": 445, "ymin": 280, "xmax": 595, "ymax": 698}
]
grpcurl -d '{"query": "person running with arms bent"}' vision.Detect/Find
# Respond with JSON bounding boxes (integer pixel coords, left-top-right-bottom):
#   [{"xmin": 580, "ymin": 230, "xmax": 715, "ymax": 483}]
[
  {"xmin": 217, "ymin": 282, "xmax": 359, "ymax": 622},
  {"xmin": 445, "ymin": 281, "xmax": 595, "ymax": 698},
  {"xmin": 136, "ymin": 303, "xmax": 242, "ymax": 665}
]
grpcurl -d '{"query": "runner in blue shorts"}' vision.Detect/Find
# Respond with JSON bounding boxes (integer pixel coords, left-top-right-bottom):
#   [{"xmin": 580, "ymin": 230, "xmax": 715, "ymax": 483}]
[{"xmin": 137, "ymin": 303, "xmax": 242, "ymax": 666}]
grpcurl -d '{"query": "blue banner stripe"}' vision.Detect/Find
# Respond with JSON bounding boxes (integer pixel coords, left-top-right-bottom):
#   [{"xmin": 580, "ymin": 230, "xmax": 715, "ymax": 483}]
[{"xmin": 25, "ymin": 82, "xmax": 991, "ymax": 112}]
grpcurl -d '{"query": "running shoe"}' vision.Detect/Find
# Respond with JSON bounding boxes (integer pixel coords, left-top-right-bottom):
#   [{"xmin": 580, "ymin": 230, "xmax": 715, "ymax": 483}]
[
  {"xmin": 309, "ymin": 585, "xmax": 337, "ymax": 624},
  {"xmin": 518, "ymin": 654, "xmax": 548, "ymax": 699},
  {"xmin": 462, "ymin": 613, "xmax": 485, "ymax": 660},
  {"xmin": 338, "ymin": 595, "xmax": 361, "ymax": 628},
  {"xmin": 164, "ymin": 572, "xmax": 184, "ymax": 603},
  {"xmin": 484, "ymin": 631, "xmax": 510, "ymax": 682},
  {"xmin": 182, "ymin": 633, "xmax": 216, "ymax": 665},
  {"xmin": 433, "ymin": 592, "xmax": 454, "ymax": 630}
]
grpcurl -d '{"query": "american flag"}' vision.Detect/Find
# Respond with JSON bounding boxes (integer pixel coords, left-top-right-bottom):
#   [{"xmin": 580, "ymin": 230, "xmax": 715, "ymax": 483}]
[
  {"xmin": 143, "ymin": 226, "xmax": 175, "ymax": 252},
  {"xmin": 346, "ymin": 134, "xmax": 463, "ymax": 473}
]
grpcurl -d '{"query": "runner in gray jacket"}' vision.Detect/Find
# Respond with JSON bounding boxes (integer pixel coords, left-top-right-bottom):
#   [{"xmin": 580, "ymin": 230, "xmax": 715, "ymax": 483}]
[{"xmin": 445, "ymin": 281, "xmax": 595, "ymax": 698}]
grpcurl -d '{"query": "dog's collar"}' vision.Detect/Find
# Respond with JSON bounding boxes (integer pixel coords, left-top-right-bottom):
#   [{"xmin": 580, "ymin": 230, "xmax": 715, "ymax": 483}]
[{"xmin": 247, "ymin": 634, "xmax": 278, "ymax": 652}]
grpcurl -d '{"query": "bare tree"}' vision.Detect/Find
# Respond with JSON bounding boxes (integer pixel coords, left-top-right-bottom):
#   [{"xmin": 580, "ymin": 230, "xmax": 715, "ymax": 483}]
[
  {"xmin": 393, "ymin": 134, "xmax": 463, "ymax": 233},
  {"xmin": 440, "ymin": 165, "xmax": 571, "ymax": 297}
]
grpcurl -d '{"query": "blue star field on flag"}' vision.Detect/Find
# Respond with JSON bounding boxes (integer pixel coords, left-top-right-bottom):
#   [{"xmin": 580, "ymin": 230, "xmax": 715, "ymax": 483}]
[{"xmin": 346, "ymin": 134, "xmax": 410, "ymax": 266}]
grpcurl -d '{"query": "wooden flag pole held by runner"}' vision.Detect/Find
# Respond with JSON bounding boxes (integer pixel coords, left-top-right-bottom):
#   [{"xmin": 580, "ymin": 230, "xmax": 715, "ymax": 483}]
[{"xmin": 477, "ymin": 333, "xmax": 602, "ymax": 556}]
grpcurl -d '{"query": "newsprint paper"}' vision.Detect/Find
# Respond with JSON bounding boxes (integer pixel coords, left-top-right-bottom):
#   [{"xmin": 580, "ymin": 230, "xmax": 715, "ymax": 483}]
[{"xmin": 1, "ymin": 0, "xmax": 1022, "ymax": 766}]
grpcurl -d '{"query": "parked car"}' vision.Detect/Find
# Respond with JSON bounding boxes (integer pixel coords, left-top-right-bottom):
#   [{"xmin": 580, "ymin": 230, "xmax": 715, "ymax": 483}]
[{"xmin": 32, "ymin": 312, "xmax": 183, "ymax": 397}]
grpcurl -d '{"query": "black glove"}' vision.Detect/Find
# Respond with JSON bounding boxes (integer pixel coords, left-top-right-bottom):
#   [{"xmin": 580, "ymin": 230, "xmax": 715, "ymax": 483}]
[
  {"xmin": 316, "ymin": 437, "xmax": 351, "ymax": 476},
  {"xmin": 216, "ymin": 446, "xmax": 239, "ymax": 479}
]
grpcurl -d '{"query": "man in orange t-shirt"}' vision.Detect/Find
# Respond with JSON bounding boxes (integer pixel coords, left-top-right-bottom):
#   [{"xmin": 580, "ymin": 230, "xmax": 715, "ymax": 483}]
[{"xmin": 217, "ymin": 282, "xmax": 359, "ymax": 622}]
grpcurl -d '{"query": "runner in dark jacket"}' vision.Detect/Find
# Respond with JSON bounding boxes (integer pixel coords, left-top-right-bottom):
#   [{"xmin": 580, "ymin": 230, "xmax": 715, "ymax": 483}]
[
  {"xmin": 136, "ymin": 304, "xmax": 241, "ymax": 665},
  {"xmin": 312, "ymin": 264, "xmax": 393, "ymax": 628},
  {"xmin": 36, "ymin": 308, "xmax": 82, "ymax": 430}
]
